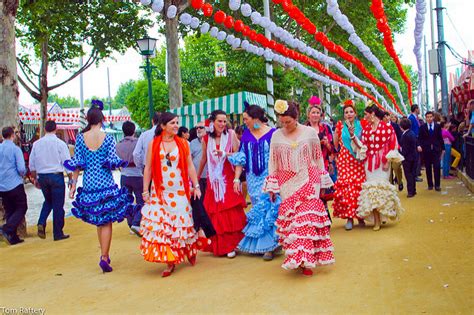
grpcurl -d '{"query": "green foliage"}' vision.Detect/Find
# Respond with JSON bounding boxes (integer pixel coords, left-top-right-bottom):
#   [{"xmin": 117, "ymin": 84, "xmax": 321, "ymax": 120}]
[
  {"xmin": 115, "ymin": 80, "xmax": 136, "ymax": 108},
  {"xmin": 126, "ymin": 80, "xmax": 170, "ymax": 128},
  {"xmin": 47, "ymin": 93, "xmax": 80, "ymax": 108}
]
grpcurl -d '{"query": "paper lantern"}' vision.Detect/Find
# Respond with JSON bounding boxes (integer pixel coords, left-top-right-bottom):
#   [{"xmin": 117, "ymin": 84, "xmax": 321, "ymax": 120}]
[
  {"xmin": 190, "ymin": 0, "xmax": 204, "ymax": 10},
  {"xmin": 224, "ymin": 16, "xmax": 234, "ymax": 29},
  {"xmin": 200, "ymin": 22, "xmax": 210, "ymax": 34},
  {"xmin": 229, "ymin": 0, "xmax": 241, "ymax": 11},
  {"xmin": 234, "ymin": 20, "xmax": 244, "ymax": 32},
  {"xmin": 240, "ymin": 3, "xmax": 252, "ymax": 17},
  {"xmin": 180, "ymin": 13, "xmax": 192, "ymax": 25},
  {"xmin": 151, "ymin": 0, "xmax": 164, "ymax": 12},
  {"xmin": 166, "ymin": 5, "xmax": 177, "ymax": 19},
  {"xmin": 202, "ymin": 3, "xmax": 213, "ymax": 16},
  {"xmin": 214, "ymin": 10, "xmax": 226, "ymax": 24},
  {"xmin": 190, "ymin": 17, "xmax": 200, "ymax": 29},
  {"xmin": 140, "ymin": 0, "xmax": 152, "ymax": 6}
]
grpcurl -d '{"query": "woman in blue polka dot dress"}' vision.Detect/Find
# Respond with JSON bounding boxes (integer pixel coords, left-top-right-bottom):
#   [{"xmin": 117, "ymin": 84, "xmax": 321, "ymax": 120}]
[{"xmin": 65, "ymin": 103, "xmax": 135, "ymax": 273}]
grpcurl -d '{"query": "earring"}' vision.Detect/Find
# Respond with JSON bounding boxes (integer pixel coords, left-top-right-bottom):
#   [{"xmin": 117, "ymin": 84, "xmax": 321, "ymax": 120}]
[{"xmin": 253, "ymin": 123, "xmax": 260, "ymax": 130}]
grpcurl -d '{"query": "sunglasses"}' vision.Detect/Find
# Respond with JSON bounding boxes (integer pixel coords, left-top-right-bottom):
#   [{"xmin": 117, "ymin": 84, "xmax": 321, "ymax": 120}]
[
  {"xmin": 165, "ymin": 153, "xmax": 172, "ymax": 167},
  {"xmin": 197, "ymin": 126, "xmax": 205, "ymax": 130}
]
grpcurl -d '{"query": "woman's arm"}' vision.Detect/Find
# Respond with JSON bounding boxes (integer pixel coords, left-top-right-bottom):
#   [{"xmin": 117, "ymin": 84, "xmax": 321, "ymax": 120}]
[
  {"xmin": 187, "ymin": 152, "xmax": 201, "ymax": 199},
  {"xmin": 68, "ymin": 169, "xmax": 80, "ymax": 199},
  {"xmin": 197, "ymin": 140, "xmax": 207, "ymax": 179}
]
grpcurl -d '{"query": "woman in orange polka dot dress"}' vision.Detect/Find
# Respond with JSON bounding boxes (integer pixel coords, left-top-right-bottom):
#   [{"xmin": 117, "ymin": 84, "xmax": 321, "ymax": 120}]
[
  {"xmin": 197, "ymin": 110, "xmax": 247, "ymax": 258},
  {"xmin": 140, "ymin": 113, "xmax": 204, "ymax": 277},
  {"xmin": 332, "ymin": 100, "xmax": 368, "ymax": 230}
]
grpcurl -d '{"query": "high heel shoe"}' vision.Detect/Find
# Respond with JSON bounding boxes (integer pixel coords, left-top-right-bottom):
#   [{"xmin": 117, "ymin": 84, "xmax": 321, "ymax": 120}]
[
  {"xmin": 99, "ymin": 257, "xmax": 113, "ymax": 273},
  {"xmin": 188, "ymin": 255, "xmax": 196, "ymax": 266},
  {"xmin": 300, "ymin": 267, "xmax": 313, "ymax": 276},
  {"xmin": 162, "ymin": 264, "xmax": 175, "ymax": 277}
]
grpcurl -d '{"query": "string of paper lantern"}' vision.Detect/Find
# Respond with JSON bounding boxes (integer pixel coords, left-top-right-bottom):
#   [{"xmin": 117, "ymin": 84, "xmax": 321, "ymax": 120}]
[
  {"xmin": 188, "ymin": 1, "xmax": 386, "ymax": 110},
  {"xmin": 229, "ymin": 1, "xmax": 394, "ymax": 112},
  {"xmin": 272, "ymin": 0, "xmax": 403, "ymax": 114},
  {"xmin": 325, "ymin": 0, "xmax": 407, "ymax": 114},
  {"xmin": 413, "ymin": 0, "xmax": 427, "ymax": 107},
  {"xmin": 370, "ymin": 0, "xmax": 413, "ymax": 105}
]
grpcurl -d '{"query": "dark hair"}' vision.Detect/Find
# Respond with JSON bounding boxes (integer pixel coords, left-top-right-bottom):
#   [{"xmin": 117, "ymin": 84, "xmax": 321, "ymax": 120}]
[
  {"xmin": 411, "ymin": 104, "xmax": 419, "ymax": 113},
  {"xmin": 209, "ymin": 110, "xmax": 227, "ymax": 138},
  {"xmin": 82, "ymin": 107, "xmax": 104, "ymax": 133},
  {"xmin": 440, "ymin": 121, "xmax": 446, "ymax": 128},
  {"xmin": 234, "ymin": 125, "xmax": 245, "ymax": 135},
  {"xmin": 44, "ymin": 120, "xmax": 57, "ymax": 132},
  {"xmin": 178, "ymin": 126, "xmax": 189, "ymax": 138},
  {"xmin": 383, "ymin": 111, "xmax": 390, "ymax": 117},
  {"xmin": 155, "ymin": 112, "xmax": 178, "ymax": 137},
  {"xmin": 2, "ymin": 126, "xmax": 14, "ymax": 139},
  {"xmin": 244, "ymin": 105, "xmax": 268, "ymax": 123},
  {"xmin": 278, "ymin": 101, "xmax": 299, "ymax": 120},
  {"xmin": 122, "ymin": 121, "xmax": 136, "ymax": 137},
  {"xmin": 188, "ymin": 127, "xmax": 198, "ymax": 142},
  {"xmin": 152, "ymin": 112, "xmax": 161, "ymax": 125},
  {"xmin": 399, "ymin": 118, "xmax": 411, "ymax": 130},
  {"xmin": 425, "ymin": 111, "xmax": 434, "ymax": 117},
  {"xmin": 365, "ymin": 104, "xmax": 385, "ymax": 120}
]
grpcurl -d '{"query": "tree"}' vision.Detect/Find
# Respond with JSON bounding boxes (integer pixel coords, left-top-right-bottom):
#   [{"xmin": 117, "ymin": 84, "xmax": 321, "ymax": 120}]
[
  {"xmin": 115, "ymin": 80, "xmax": 136, "ymax": 108},
  {"xmin": 47, "ymin": 93, "xmax": 80, "ymax": 108},
  {"xmin": 15, "ymin": 0, "xmax": 152, "ymax": 134},
  {"xmin": 0, "ymin": 0, "xmax": 20, "ymax": 130},
  {"xmin": 126, "ymin": 80, "xmax": 169, "ymax": 128}
]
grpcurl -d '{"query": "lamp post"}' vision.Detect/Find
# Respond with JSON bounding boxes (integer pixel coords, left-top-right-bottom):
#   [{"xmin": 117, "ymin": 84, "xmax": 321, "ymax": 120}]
[
  {"xmin": 136, "ymin": 36, "xmax": 157, "ymax": 126},
  {"xmin": 296, "ymin": 88, "xmax": 303, "ymax": 103}
]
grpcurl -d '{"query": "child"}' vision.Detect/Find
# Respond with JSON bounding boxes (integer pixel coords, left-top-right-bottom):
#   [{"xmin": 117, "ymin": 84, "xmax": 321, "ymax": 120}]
[{"xmin": 399, "ymin": 118, "xmax": 417, "ymax": 198}]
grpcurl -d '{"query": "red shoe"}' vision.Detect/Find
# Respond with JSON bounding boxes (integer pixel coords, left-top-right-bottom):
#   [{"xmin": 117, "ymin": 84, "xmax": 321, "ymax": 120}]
[
  {"xmin": 188, "ymin": 255, "xmax": 197, "ymax": 266},
  {"xmin": 161, "ymin": 264, "xmax": 175, "ymax": 277},
  {"xmin": 301, "ymin": 267, "xmax": 313, "ymax": 276}
]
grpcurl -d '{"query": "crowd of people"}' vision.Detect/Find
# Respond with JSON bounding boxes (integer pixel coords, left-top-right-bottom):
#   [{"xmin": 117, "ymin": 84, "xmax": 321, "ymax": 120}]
[{"xmin": 0, "ymin": 97, "xmax": 473, "ymax": 278}]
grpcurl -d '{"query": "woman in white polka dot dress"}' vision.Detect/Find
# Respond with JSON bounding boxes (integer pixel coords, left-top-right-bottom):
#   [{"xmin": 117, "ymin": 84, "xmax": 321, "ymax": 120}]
[{"xmin": 354, "ymin": 105, "xmax": 404, "ymax": 231}]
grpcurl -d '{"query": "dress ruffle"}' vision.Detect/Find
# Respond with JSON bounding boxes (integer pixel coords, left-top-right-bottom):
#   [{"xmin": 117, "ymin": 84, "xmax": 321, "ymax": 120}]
[
  {"xmin": 228, "ymin": 151, "xmax": 246, "ymax": 166},
  {"xmin": 357, "ymin": 180, "xmax": 404, "ymax": 221},
  {"xmin": 277, "ymin": 189, "xmax": 335, "ymax": 270},
  {"xmin": 71, "ymin": 184, "xmax": 134, "ymax": 226},
  {"xmin": 102, "ymin": 160, "xmax": 128, "ymax": 170},
  {"xmin": 64, "ymin": 158, "xmax": 86, "ymax": 171},
  {"xmin": 238, "ymin": 194, "xmax": 280, "ymax": 254}
]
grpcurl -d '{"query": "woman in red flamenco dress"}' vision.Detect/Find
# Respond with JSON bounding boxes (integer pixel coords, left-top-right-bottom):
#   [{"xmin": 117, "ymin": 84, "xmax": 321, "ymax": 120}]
[
  {"xmin": 197, "ymin": 110, "xmax": 247, "ymax": 258},
  {"xmin": 332, "ymin": 100, "xmax": 368, "ymax": 230}
]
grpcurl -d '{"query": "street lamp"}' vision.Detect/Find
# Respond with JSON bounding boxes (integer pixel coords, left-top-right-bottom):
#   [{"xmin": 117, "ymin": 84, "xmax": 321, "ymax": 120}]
[
  {"xmin": 136, "ymin": 36, "xmax": 157, "ymax": 126},
  {"xmin": 295, "ymin": 88, "xmax": 303, "ymax": 103}
]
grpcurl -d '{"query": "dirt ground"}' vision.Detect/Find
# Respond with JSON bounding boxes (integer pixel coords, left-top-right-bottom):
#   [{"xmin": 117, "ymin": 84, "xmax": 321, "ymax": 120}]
[{"xmin": 0, "ymin": 178, "xmax": 472, "ymax": 315}]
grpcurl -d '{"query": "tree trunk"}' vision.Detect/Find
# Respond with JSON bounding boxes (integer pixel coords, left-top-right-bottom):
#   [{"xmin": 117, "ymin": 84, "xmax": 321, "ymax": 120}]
[
  {"xmin": 0, "ymin": 0, "xmax": 20, "ymax": 130},
  {"xmin": 165, "ymin": 1, "xmax": 182, "ymax": 110},
  {"xmin": 39, "ymin": 38, "xmax": 49, "ymax": 136}
]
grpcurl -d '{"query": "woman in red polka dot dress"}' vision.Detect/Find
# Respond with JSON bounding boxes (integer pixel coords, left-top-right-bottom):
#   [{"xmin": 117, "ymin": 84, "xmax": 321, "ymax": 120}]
[
  {"xmin": 264, "ymin": 101, "xmax": 335, "ymax": 276},
  {"xmin": 197, "ymin": 110, "xmax": 247, "ymax": 258},
  {"xmin": 332, "ymin": 100, "xmax": 367, "ymax": 230},
  {"xmin": 355, "ymin": 105, "xmax": 404, "ymax": 231},
  {"xmin": 140, "ymin": 112, "xmax": 205, "ymax": 277}
]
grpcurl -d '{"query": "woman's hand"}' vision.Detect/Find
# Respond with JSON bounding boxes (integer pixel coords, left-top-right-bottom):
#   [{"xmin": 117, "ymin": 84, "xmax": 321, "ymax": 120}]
[
  {"xmin": 68, "ymin": 183, "xmax": 76, "ymax": 199},
  {"xmin": 348, "ymin": 126, "xmax": 355, "ymax": 137},
  {"xmin": 382, "ymin": 163, "xmax": 389, "ymax": 172},
  {"xmin": 233, "ymin": 181, "xmax": 241, "ymax": 194},
  {"xmin": 193, "ymin": 187, "xmax": 201, "ymax": 200},
  {"xmin": 142, "ymin": 191, "xmax": 150, "ymax": 204},
  {"xmin": 269, "ymin": 192, "xmax": 276, "ymax": 202},
  {"xmin": 213, "ymin": 150, "xmax": 225, "ymax": 157}
]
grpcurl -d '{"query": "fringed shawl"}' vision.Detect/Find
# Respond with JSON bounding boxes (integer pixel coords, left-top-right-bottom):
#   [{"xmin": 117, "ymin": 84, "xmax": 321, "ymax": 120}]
[
  {"xmin": 361, "ymin": 122, "xmax": 397, "ymax": 172},
  {"xmin": 240, "ymin": 128, "xmax": 275, "ymax": 176},
  {"xmin": 151, "ymin": 135, "xmax": 191, "ymax": 203},
  {"xmin": 268, "ymin": 125, "xmax": 324, "ymax": 176}
]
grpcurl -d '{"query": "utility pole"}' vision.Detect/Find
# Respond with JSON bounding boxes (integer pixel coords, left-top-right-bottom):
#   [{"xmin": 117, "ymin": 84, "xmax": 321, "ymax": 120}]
[
  {"xmin": 107, "ymin": 67, "xmax": 112, "ymax": 118},
  {"xmin": 435, "ymin": 0, "xmax": 449, "ymax": 115},
  {"xmin": 429, "ymin": 0, "xmax": 438, "ymax": 111},
  {"xmin": 423, "ymin": 35, "xmax": 429, "ymax": 114},
  {"xmin": 263, "ymin": 0, "xmax": 275, "ymax": 122}
]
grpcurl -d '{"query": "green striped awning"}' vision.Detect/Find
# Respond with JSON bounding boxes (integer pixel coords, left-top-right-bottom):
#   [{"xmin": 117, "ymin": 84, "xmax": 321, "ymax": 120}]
[{"xmin": 170, "ymin": 91, "xmax": 271, "ymax": 129}]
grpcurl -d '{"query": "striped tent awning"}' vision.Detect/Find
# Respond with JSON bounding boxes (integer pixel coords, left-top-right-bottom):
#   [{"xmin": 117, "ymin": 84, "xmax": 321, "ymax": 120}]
[{"xmin": 170, "ymin": 91, "xmax": 272, "ymax": 129}]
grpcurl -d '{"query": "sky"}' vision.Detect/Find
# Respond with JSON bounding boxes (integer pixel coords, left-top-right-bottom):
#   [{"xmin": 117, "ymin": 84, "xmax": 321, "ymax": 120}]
[{"xmin": 17, "ymin": 0, "xmax": 474, "ymax": 107}]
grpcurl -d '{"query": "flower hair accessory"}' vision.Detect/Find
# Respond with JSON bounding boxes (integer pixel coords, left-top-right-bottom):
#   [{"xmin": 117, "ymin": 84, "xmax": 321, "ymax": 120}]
[
  {"xmin": 274, "ymin": 100, "xmax": 289, "ymax": 114},
  {"xmin": 308, "ymin": 95, "xmax": 321, "ymax": 106},
  {"xmin": 91, "ymin": 99, "xmax": 104, "ymax": 111}
]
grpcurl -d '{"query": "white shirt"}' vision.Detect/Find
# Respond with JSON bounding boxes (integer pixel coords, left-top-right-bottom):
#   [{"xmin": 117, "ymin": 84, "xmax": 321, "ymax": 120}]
[
  {"xmin": 29, "ymin": 134, "xmax": 71, "ymax": 174},
  {"xmin": 133, "ymin": 125, "xmax": 156, "ymax": 169}
]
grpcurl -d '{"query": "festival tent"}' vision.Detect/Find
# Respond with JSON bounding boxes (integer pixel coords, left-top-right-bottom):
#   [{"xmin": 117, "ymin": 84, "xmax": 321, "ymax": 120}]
[
  {"xmin": 170, "ymin": 91, "xmax": 272, "ymax": 129},
  {"xmin": 451, "ymin": 66, "xmax": 474, "ymax": 114}
]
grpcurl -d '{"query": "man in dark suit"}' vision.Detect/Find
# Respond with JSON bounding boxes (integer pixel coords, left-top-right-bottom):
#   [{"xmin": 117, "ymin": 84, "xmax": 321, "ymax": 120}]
[
  {"xmin": 418, "ymin": 111, "xmax": 445, "ymax": 191},
  {"xmin": 399, "ymin": 118, "xmax": 417, "ymax": 197}
]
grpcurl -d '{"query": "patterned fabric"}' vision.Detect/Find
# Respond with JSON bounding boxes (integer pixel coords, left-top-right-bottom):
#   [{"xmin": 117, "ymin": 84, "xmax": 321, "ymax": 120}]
[
  {"xmin": 229, "ymin": 128, "xmax": 280, "ymax": 254},
  {"xmin": 64, "ymin": 133, "xmax": 134, "ymax": 226},
  {"xmin": 140, "ymin": 147, "xmax": 207, "ymax": 264},
  {"xmin": 264, "ymin": 125, "xmax": 335, "ymax": 270},
  {"xmin": 333, "ymin": 121, "xmax": 366, "ymax": 219}
]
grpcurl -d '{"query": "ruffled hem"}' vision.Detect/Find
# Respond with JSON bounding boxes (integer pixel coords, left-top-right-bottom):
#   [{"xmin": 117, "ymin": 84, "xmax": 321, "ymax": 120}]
[
  {"xmin": 64, "ymin": 159, "xmax": 86, "ymax": 171},
  {"xmin": 357, "ymin": 180, "xmax": 404, "ymax": 221},
  {"xmin": 282, "ymin": 252, "xmax": 335, "ymax": 270},
  {"xmin": 206, "ymin": 231, "xmax": 244, "ymax": 256},
  {"xmin": 206, "ymin": 204, "xmax": 247, "ymax": 235},
  {"xmin": 102, "ymin": 160, "xmax": 128, "ymax": 170},
  {"xmin": 238, "ymin": 229, "xmax": 279, "ymax": 254},
  {"xmin": 282, "ymin": 258, "xmax": 336, "ymax": 270},
  {"xmin": 263, "ymin": 176, "xmax": 280, "ymax": 193},
  {"xmin": 140, "ymin": 239, "xmax": 199, "ymax": 264},
  {"xmin": 71, "ymin": 185, "xmax": 134, "ymax": 226}
]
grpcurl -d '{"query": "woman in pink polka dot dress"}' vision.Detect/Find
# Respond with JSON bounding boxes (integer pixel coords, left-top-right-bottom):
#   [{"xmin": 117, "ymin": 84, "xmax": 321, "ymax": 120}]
[
  {"xmin": 332, "ymin": 101, "xmax": 367, "ymax": 230},
  {"xmin": 264, "ymin": 101, "xmax": 335, "ymax": 277},
  {"xmin": 355, "ymin": 105, "xmax": 404, "ymax": 231}
]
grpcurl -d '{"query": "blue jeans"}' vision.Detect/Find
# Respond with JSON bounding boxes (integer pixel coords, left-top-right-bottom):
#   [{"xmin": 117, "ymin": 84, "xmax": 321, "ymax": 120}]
[
  {"xmin": 37, "ymin": 173, "xmax": 65, "ymax": 238},
  {"xmin": 120, "ymin": 175, "xmax": 144, "ymax": 227},
  {"xmin": 442, "ymin": 144, "xmax": 452, "ymax": 177}
]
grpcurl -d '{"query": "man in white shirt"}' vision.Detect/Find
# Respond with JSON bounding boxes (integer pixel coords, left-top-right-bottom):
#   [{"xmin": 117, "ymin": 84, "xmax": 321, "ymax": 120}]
[
  {"xmin": 133, "ymin": 112, "xmax": 160, "ymax": 170},
  {"xmin": 29, "ymin": 121, "xmax": 72, "ymax": 241}
]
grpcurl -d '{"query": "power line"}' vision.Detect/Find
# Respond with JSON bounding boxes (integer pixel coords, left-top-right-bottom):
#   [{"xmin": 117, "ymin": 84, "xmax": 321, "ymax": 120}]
[{"xmin": 445, "ymin": 10, "xmax": 469, "ymax": 51}]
